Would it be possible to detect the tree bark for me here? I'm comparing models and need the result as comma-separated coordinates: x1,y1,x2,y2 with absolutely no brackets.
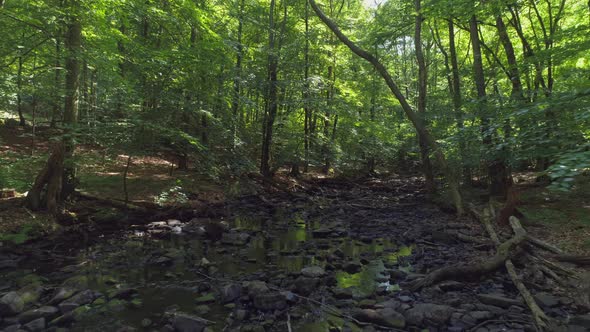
470,15,510,197
50,33,61,128
16,50,25,126
414,0,435,194
447,19,470,184
309,0,464,215
27,0,80,213
231,0,245,146
260,0,279,177
62,2,81,200
303,0,311,172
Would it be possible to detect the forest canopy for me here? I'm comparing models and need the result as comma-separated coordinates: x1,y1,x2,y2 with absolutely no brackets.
0,0,589,209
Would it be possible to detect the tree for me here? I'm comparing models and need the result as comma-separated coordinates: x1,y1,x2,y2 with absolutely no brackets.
309,0,464,215
26,0,81,213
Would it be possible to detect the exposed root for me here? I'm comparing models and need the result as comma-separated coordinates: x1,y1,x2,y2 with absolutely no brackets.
408,227,525,291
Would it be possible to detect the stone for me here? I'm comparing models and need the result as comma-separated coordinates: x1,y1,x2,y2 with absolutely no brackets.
0,292,25,316
252,292,287,311
398,295,412,303
150,256,174,266
570,314,590,327
23,317,45,332
404,303,453,326
312,228,333,238
111,287,138,300
195,293,215,304
359,299,376,308
294,276,319,296
332,287,353,299
352,308,405,329
378,299,402,310
167,219,182,226
171,313,208,332
48,312,75,327
244,281,269,297
61,276,89,289
48,288,77,305
463,311,494,324
533,292,560,308
281,291,297,304
58,290,94,313
141,318,152,327
221,232,250,246
343,261,362,274
221,284,242,303
389,269,408,280
18,306,60,324
195,305,210,315
476,294,522,309
17,284,43,305
57,302,80,314
235,309,248,321
0,259,18,270
439,281,464,291
2,324,22,332
301,266,326,278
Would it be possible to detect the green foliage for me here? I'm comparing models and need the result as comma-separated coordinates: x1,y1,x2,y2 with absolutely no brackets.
0,223,40,245
0,152,46,192
547,145,590,192
0,0,588,198
154,184,188,206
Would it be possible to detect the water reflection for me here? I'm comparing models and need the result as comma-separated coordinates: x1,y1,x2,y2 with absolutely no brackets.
51,211,413,330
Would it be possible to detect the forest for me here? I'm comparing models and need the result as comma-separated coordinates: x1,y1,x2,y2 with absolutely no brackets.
0,0,589,331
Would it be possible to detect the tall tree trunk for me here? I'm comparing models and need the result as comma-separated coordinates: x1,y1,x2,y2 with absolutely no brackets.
414,0,435,194
447,19,470,184
260,0,278,177
16,48,25,126
231,0,245,146
303,0,311,173
470,15,509,197
62,1,82,200
309,0,464,215
27,0,81,213
51,34,61,128
496,14,524,100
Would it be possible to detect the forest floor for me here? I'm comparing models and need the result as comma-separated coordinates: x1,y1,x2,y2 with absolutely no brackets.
1,124,590,331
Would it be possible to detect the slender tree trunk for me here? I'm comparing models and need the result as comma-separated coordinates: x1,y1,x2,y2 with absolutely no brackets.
51,35,61,128
447,19,470,184
123,156,132,205
16,51,25,126
323,61,333,174
62,1,82,200
231,0,244,146
309,0,464,214
496,15,524,100
303,0,311,173
470,15,509,197
414,0,435,194
27,0,80,213
260,0,279,177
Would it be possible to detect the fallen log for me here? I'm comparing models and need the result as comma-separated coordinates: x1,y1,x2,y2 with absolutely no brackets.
502,217,551,331
76,190,151,214
525,235,564,255
408,225,526,291
552,255,590,266
481,205,550,331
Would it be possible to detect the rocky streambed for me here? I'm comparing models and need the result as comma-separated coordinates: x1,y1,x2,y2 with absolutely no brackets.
1,176,588,331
